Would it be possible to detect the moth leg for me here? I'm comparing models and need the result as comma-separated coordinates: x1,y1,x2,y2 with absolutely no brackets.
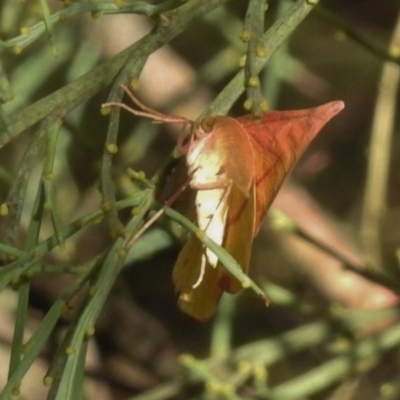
127,177,191,248
188,179,233,290
192,253,207,289
193,182,233,269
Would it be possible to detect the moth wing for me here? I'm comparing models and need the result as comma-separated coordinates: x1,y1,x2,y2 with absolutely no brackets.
192,116,255,196
235,101,344,235
172,236,222,321
251,141,286,235
216,182,256,293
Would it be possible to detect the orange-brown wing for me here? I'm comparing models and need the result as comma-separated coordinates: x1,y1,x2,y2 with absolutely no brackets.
236,101,344,235
217,182,256,293
172,235,223,321
172,184,256,319
190,116,255,196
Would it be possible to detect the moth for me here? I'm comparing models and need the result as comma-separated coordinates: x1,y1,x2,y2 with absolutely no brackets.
103,88,344,321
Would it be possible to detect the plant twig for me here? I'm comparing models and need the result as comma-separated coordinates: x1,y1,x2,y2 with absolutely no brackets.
360,10,400,269
316,6,400,66
204,0,319,116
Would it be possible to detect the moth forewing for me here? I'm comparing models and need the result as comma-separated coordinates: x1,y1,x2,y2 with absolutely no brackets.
194,186,230,268
217,182,256,293
172,235,223,321
187,124,233,268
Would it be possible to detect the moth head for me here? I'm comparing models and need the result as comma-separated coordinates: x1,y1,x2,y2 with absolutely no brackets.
186,116,217,160
200,116,216,132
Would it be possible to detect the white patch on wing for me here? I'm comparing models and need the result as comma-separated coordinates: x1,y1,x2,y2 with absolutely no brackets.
187,136,224,187
195,188,228,267
187,132,229,269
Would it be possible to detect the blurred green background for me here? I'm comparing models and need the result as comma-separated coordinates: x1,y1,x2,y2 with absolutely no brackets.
1,1,400,399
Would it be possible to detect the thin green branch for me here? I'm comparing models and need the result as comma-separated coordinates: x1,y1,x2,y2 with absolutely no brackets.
360,9,400,269
130,310,400,400
265,322,400,399
316,6,400,66
1,0,230,146
211,296,236,359
164,206,267,300
1,45,130,145
46,191,154,399
6,170,48,400
0,60,13,103
38,0,58,56
203,0,319,116
242,0,267,118
0,0,183,51
42,118,64,246
0,265,97,400
0,121,46,248
0,195,144,292
100,55,148,235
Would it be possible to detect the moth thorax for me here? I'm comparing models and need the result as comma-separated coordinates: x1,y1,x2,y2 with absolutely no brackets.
187,132,227,184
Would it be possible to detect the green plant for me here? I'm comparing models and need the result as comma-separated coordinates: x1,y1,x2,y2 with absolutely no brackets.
0,1,400,399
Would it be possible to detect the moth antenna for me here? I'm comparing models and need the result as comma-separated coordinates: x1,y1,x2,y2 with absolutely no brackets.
102,85,191,124
102,102,176,123
192,253,207,289
121,85,188,122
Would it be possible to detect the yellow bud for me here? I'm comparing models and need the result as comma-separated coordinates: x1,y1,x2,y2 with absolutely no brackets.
247,76,260,87
101,105,111,116
241,279,250,288
106,143,118,154
11,385,20,396
44,173,55,181
110,226,125,238
101,201,111,212
256,44,266,58
129,78,140,91
0,203,9,216
117,247,127,258
43,376,54,387
243,99,253,111
131,207,140,216
195,230,205,239
389,44,400,58
20,26,30,35
178,354,193,365
24,268,35,278
238,360,252,373
335,30,347,41
12,45,23,55
52,46,60,58
91,11,102,19
136,170,146,180
65,346,75,355
380,383,394,397
89,286,98,297
239,30,252,42
259,99,268,112
85,325,95,337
